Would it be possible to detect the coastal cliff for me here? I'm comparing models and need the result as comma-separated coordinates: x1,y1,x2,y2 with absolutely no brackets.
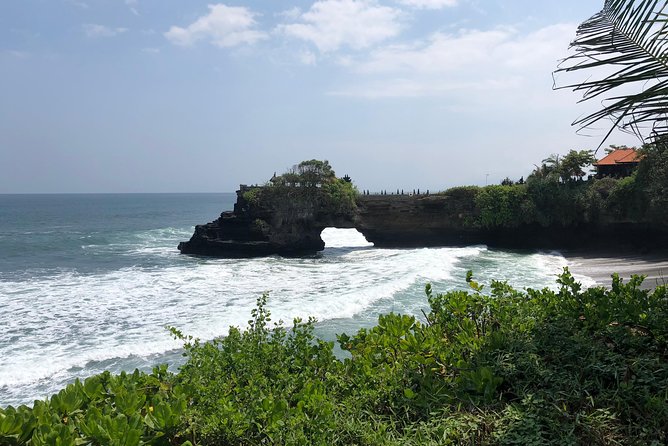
178,184,357,257
179,185,668,257
178,178,488,257
179,160,668,258
355,189,481,247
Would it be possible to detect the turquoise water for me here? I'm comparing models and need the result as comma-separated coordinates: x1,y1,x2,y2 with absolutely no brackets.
0,194,593,406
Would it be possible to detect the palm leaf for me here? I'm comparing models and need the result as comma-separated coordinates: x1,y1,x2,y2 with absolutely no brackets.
555,0,668,147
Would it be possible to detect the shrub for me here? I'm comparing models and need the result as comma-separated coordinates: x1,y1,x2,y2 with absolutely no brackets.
636,140,668,223
605,173,644,220
4,272,667,445
172,294,341,445
0,366,190,446
242,187,261,206
474,185,535,228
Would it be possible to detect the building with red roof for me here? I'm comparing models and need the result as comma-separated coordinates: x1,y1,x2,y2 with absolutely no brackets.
593,148,642,178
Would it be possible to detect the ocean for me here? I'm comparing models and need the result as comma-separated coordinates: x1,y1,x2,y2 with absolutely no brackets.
0,193,595,407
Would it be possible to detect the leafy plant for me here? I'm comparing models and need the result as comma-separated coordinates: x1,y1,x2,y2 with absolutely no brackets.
172,294,341,444
556,0,668,144
4,271,668,444
0,366,191,446
474,185,535,228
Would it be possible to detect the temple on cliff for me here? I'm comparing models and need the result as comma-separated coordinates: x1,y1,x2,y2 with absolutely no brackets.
593,148,641,178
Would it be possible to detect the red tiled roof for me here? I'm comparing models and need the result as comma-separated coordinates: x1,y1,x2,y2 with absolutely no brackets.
594,148,641,166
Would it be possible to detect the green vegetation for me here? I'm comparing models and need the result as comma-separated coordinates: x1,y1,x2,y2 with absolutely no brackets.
556,0,668,145
474,185,534,228
0,367,189,446
536,150,597,183
633,138,668,222
3,271,667,445
430,141,666,231
242,187,261,206
242,160,358,217
242,146,665,234
6,2,668,443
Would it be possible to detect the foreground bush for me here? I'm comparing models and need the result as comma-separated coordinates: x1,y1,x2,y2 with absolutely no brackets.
0,367,189,446
2,270,667,445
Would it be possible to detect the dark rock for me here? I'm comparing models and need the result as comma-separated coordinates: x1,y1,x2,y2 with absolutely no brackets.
178,185,356,258
178,185,668,258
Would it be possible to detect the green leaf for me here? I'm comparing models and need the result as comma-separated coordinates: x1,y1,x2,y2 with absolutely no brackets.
556,0,668,146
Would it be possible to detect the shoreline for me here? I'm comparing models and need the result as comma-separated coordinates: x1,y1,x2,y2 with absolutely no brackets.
563,249,668,290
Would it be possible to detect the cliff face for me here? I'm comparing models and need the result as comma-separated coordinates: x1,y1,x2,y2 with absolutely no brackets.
178,186,495,257
355,191,481,247
178,186,356,257
178,185,668,257
357,193,668,250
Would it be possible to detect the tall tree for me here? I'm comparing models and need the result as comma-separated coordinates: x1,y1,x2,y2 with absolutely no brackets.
560,149,597,181
555,0,668,146
294,160,336,187
542,154,561,173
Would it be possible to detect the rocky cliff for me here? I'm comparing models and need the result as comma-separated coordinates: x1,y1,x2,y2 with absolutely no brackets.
355,190,481,247
179,183,668,258
178,185,356,257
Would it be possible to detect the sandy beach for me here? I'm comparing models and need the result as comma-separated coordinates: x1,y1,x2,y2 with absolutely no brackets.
564,250,668,290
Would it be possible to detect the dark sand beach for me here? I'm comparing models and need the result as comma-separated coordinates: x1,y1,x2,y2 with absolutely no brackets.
564,250,668,290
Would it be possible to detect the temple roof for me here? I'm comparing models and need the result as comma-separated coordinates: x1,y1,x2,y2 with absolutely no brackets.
594,148,641,166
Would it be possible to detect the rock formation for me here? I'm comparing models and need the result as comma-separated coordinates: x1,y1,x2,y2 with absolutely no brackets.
179,158,668,257
178,185,357,257
179,185,495,257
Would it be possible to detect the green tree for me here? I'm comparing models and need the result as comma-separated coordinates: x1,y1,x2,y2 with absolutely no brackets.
294,160,336,187
475,185,535,228
636,136,668,220
533,150,595,182
556,0,668,145
500,177,514,186
559,149,596,182
270,160,338,188
541,154,561,175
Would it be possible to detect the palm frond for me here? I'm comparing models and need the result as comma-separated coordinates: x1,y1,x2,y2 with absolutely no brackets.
555,0,668,147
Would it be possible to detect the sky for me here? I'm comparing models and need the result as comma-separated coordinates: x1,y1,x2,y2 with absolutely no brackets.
0,0,642,193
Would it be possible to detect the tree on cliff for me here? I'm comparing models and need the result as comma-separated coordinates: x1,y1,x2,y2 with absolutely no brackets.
556,0,668,146
636,136,668,220
540,154,561,179
532,150,595,182
560,149,596,181
270,160,336,187
257,160,357,214
294,160,336,187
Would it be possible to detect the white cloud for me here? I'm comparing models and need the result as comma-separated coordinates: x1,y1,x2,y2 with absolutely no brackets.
299,50,317,65
332,23,577,98
125,0,139,15
395,0,458,9
67,0,89,9
278,0,403,53
165,4,267,48
7,50,30,59
82,24,128,38
277,7,302,20
330,77,521,98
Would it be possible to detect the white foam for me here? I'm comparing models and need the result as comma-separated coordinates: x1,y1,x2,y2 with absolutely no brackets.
0,244,465,395
321,228,373,248
0,228,597,406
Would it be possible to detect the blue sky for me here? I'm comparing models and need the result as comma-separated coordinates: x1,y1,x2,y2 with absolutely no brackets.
0,0,640,193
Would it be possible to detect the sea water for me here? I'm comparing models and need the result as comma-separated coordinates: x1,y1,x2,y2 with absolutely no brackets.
0,193,594,407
